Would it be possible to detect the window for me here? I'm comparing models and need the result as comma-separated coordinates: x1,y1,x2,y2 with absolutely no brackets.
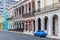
44,17,48,30
32,1,35,13
19,7,21,15
0,8,3,9
26,4,27,13
38,1,40,9
22,6,24,14
29,3,31,12
14,9,16,17
0,11,3,12
16,8,18,16
32,1,35,10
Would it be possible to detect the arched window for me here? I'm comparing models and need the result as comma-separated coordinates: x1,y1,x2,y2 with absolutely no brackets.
44,17,48,30
38,18,41,30
53,15,58,35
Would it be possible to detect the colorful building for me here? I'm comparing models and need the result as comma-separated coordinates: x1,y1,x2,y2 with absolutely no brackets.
0,15,4,30
3,12,8,31
8,0,60,38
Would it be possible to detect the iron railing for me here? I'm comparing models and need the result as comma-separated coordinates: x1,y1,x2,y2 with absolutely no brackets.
22,10,36,18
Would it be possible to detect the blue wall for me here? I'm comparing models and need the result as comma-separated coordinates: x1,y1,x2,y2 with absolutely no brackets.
4,12,8,31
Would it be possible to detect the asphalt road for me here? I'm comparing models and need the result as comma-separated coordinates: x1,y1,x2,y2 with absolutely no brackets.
0,31,59,40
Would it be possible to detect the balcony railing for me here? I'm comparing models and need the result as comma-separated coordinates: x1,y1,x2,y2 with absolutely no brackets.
35,2,60,15
22,10,36,18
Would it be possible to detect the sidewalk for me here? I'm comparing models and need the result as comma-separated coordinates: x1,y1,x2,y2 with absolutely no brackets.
47,35,60,39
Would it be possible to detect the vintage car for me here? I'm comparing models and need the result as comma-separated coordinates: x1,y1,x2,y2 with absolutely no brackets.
34,30,47,37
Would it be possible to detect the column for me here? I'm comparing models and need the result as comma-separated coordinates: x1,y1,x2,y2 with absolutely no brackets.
14,22,16,30
12,22,13,30
27,21,29,32
24,22,26,32
17,21,19,31
24,5,26,14
27,3,29,13
31,20,34,32
8,23,9,30
48,17,53,36
41,18,44,30
21,7,22,17
15,21,17,31
58,17,60,37
16,21,17,31
35,18,38,32
18,8,19,16
19,21,20,31
35,0,38,10
13,22,14,30
40,0,44,11
21,21,23,31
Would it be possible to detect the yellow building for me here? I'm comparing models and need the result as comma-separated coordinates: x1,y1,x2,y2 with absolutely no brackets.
0,15,4,30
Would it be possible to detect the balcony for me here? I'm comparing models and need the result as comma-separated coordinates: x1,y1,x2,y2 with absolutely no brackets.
35,2,60,15
8,2,60,20
13,15,22,20
22,2,60,18
22,10,36,18
7,16,13,22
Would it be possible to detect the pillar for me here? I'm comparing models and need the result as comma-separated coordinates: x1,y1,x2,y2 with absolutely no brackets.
58,17,60,37
18,8,19,16
35,18,38,32
35,0,38,11
13,22,15,30
14,22,16,30
41,18,44,30
27,21,29,32
27,3,29,13
24,22,26,32
31,20,34,32
48,17,52,36
21,7,22,17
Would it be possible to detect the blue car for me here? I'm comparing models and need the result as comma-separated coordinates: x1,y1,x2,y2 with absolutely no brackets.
34,30,47,37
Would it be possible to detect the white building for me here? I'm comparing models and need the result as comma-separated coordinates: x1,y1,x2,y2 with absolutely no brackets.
8,0,60,38
0,0,18,15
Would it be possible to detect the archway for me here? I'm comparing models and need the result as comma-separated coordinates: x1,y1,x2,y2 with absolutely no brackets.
38,18,41,30
44,16,48,30
53,15,58,36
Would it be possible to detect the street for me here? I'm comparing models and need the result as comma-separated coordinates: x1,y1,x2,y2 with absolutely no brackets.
0,31,59,40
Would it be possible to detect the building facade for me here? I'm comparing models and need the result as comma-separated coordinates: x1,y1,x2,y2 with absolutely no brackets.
8,0,60,38
0,0,18,15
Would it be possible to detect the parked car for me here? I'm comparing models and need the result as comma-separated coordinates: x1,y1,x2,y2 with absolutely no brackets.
34,30,47,37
